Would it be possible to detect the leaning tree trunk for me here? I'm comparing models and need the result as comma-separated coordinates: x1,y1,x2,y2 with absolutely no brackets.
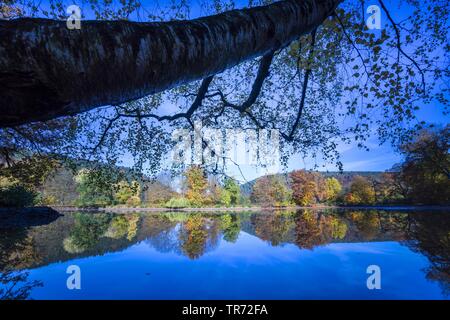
0,0,341,127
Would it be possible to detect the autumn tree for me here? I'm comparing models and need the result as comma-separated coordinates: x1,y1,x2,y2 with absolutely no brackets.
251,175,291,206
344,175,376,205
184,166,208,207
290,170,321,206
324,177,342,203
370,172,405,204
250,176,272,205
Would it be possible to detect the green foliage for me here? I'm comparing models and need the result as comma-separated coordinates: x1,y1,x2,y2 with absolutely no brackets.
103,214,140,241
104,216,129,239
165,197,190,208
219,189,232,207
74,168,114,207
0,155,59,189
0,180,36,207
398,126,450,205
271,177,292,206
223,178,241,205
220,214,241,243
114,180,141,206
63,213,111,253
34,194,57,206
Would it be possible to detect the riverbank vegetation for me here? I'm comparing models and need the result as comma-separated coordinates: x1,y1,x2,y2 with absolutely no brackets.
0,127,448,209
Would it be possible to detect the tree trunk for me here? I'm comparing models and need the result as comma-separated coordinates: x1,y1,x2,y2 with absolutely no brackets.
0,0,341,127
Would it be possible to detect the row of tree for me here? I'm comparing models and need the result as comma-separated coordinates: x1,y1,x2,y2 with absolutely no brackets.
250,127,449,206
0,127,448,207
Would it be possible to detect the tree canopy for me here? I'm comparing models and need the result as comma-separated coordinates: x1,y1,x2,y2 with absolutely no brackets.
0,0,448,181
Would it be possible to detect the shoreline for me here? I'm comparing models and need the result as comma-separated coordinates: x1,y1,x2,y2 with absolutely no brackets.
0,205,449,215
43,204,450,213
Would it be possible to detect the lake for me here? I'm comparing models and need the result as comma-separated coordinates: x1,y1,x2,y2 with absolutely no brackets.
0,209,448,300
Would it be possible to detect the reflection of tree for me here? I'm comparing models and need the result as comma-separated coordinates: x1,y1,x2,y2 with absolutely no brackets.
251,212,294,246
346,211,381,241
0,226,43,300
294,210,327,249
142,215,179,253
179,214,208,259
329,216,347,240
104,215,129,239
0,270,42,300
63,213,111,253
293,210,349,249
220,214,241,243
144,213,235,257
126,214,140,241
1,210,448,298
404,212,450,296
0,228,40,271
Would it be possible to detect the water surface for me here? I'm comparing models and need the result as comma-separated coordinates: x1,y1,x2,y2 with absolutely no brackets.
0,209,448,299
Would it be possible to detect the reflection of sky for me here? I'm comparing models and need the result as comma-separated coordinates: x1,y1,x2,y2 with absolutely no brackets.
24,231,446,299
28,1,449,179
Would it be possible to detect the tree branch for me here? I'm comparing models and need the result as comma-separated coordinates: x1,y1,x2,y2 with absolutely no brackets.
0,0,343,127
217,52,275,113
92,76,215,153
378,0,426,93
289,29,316,140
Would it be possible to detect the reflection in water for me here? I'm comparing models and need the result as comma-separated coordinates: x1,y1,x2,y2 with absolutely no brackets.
0,221,44,300
0,209,448,299
403,213,450,295
0,271,42,300
63,213,141,254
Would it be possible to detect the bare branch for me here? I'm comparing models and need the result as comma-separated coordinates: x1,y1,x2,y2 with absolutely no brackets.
119,76,214,122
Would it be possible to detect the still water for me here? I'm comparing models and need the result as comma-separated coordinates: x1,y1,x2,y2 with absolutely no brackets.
0,209,448,300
